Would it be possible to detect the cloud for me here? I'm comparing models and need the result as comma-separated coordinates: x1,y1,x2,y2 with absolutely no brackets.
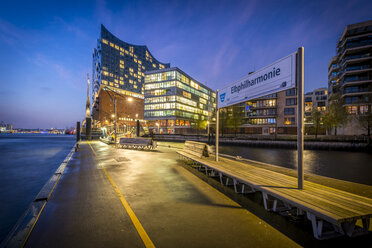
30,52,86,91
40,86,52,93
52,16,90,40
0,19,24,45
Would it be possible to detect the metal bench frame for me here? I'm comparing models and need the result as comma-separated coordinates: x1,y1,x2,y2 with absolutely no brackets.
177,141,372,240
118,138,156,150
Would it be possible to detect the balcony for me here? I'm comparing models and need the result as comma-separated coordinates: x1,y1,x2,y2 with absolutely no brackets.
340,54,372,66
338,44,372,60
339,67,372,79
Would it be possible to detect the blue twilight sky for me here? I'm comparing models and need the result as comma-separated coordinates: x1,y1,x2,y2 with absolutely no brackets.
0,0,371,129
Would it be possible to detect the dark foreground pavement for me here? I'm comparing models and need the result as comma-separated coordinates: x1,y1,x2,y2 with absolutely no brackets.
24,141,300,248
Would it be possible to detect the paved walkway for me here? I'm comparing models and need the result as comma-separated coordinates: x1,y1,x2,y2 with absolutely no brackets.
25,141,300,248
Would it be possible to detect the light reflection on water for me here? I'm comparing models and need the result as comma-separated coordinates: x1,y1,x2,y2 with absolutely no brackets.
219,145,372,186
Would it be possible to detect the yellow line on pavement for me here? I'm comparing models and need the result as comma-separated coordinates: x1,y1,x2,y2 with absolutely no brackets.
88,141,155,248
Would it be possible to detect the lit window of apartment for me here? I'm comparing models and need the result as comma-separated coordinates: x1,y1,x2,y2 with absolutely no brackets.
360,105,369,114
284,117,295,125
346,106,358,114
102,39,108,44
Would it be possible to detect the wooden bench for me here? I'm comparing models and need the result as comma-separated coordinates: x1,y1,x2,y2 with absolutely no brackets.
177,141,209,159
118,138,156,150
177,143,372,240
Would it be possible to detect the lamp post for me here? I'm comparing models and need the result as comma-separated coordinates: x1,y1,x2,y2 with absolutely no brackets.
103,86,136,143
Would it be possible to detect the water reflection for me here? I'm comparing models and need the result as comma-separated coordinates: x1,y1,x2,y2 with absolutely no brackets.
219,146,372,186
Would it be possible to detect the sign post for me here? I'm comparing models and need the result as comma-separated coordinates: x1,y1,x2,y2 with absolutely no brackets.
215,50,304,187
215,90,219,162
297,47,304,189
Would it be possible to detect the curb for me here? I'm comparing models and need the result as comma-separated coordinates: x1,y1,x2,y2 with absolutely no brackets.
0,143,77,248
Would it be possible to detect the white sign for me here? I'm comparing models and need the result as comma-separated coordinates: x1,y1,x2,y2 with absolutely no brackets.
218,52,296,109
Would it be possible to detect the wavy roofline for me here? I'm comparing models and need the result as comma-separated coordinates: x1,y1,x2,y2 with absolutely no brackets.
101,24,170,66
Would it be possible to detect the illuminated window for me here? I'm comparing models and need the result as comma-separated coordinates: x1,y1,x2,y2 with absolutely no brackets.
115,45,119,50
360,105,369,114
120,47,124,52
109,73,113,77
153,64,157,68
199,98,207,104
129,68,134,72
125,50,129,54
120,77,123,80
101,39,108,44
129,79,133,84
102,80,108,85
103,71,109,76
120,52,124,56
346,106,358,114
284,117,295,125
129,46,134,53
110,42,115,48
134,58,138,63
138,60,142,64
120,64,124,69
119,80,124,85
114,79,118,84
183,91,191,99
125,74,128,78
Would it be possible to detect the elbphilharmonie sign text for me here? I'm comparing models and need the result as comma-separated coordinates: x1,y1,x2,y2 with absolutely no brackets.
218,52,296,108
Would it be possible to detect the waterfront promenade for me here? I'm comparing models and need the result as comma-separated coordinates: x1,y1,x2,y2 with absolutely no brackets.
23,141,299,247
17,141,372,247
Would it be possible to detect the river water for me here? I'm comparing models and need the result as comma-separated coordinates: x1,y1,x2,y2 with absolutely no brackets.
219,145,372,186
0,134,75,243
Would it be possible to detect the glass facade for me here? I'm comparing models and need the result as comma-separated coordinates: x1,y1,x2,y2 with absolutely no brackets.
144,68,216,134
92,25,170,103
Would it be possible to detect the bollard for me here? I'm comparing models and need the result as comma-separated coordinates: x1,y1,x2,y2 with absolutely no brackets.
76,121,80,142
